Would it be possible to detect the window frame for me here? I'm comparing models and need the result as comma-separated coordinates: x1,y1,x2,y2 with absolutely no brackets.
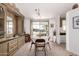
6,16,13,35
30,20,49,37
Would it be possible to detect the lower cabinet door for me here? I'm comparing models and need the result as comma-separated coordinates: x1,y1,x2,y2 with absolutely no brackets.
2,42,8,56
8,39,17,55
17,36,25,48
0,44,3,56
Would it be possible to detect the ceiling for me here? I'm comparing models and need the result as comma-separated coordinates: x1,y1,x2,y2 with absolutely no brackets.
15,3,75,19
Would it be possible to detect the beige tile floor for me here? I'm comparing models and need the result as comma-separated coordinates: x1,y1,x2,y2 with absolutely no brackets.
13,42,77,56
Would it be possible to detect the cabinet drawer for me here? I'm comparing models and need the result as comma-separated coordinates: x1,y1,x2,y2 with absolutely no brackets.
8,39,17,53
9,43,17,52
8,39,17,55
2,42,8,56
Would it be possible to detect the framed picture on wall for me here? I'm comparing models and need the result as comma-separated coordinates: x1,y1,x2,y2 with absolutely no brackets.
73,16,79,29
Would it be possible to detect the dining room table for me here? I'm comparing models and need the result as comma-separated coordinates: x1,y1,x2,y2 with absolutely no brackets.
30,36,50,56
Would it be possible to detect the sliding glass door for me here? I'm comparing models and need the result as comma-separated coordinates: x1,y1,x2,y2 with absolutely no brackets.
31,21,49,38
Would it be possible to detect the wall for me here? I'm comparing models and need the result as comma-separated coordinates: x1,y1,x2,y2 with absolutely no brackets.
55,16,60,44
24,18,30,34
24,16,60,44
66,8,79,55
24,17,55,39
49,16,60,44
24,18,55,40
49,18,55,41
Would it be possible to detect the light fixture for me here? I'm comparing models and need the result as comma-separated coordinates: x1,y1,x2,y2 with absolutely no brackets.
35,8,41,17
33,8,48,19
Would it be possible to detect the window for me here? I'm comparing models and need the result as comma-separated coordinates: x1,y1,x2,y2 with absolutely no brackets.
7,16,13,34
31,21,49,37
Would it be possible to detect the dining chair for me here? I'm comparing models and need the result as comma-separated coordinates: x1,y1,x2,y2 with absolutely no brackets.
35,39,46,56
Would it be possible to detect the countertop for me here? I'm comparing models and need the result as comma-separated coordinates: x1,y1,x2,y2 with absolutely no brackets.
0,36,19,44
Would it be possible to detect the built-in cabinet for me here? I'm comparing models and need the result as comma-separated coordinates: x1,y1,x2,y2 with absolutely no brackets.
17,36,25,49
60,17,66,44
0,3,25,56
0,36,25,56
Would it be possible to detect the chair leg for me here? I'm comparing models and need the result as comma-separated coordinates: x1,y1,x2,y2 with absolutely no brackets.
44,46,46,56
35,46,37,56
48,43,51,50
30,43,32,51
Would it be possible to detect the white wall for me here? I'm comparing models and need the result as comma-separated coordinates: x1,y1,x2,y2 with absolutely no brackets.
55,16,60,44
49,16,60,44
24,16,60,44
24,18,30,34
49,18,55,41
24,17,55,39
66,8,79,55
